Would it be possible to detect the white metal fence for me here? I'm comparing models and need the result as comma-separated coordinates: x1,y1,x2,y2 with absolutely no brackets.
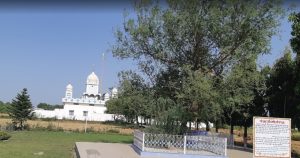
133,130,227,156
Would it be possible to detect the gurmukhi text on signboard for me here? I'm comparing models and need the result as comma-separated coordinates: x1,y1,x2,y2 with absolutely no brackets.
253,117,291,158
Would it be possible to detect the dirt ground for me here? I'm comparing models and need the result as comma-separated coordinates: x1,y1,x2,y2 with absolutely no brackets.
0,118,134,135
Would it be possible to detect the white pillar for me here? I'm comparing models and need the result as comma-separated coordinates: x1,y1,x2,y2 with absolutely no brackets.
224,137,227,156
142,133,145,151
184,135,187,154
84,117,87,133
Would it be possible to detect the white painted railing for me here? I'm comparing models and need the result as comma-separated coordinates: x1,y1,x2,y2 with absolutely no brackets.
144,133,185,154
185,135,227,155
133,130,144,151
133,130,227,156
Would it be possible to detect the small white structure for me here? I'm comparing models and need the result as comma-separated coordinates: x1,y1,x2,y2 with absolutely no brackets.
34,72,118,121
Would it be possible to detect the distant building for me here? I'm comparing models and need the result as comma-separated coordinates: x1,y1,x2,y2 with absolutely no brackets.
34,72,118,121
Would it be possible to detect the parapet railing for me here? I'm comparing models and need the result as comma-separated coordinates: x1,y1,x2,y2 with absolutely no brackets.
133,130,227,156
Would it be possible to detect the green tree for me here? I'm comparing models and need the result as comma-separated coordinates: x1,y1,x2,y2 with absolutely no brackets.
37,103,63,110
112,0,284,134
106,71,149,126
222,57,266,147
289,12,300,66
289,12,300,128
8,88,33,130
0,101,10,113
265,48,300,127
177,70,220,132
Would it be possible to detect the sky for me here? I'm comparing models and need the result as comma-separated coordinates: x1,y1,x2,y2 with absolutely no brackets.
0,1,299,106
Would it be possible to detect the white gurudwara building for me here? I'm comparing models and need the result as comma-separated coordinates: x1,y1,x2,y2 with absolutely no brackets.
34,72,118,121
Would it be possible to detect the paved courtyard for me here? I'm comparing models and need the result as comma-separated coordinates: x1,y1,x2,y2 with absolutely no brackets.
75,142,252,158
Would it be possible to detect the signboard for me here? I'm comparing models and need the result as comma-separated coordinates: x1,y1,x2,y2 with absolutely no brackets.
253,117,291,158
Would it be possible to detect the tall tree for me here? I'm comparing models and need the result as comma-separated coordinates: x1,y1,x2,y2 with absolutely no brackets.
8,88,33,130
289,12,300,127
112,0,283,134
36,103,63,110
0,101,10,113
113,0,283,76
222,57,266,147
106,71,149,126
177,70,220,132
289,12,300,66
266,48,300,127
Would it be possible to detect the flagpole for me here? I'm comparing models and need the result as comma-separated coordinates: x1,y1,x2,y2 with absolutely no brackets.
100,52,105,95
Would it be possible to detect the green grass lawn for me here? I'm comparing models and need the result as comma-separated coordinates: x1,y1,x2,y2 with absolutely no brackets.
0,131,133,158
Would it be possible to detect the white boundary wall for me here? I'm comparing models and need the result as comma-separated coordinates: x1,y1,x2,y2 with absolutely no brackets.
34,104,118,121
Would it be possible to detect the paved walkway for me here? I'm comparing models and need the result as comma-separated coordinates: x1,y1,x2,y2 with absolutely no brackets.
75,142,252,158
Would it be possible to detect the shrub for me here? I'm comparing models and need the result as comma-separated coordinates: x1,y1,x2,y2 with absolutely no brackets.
85,127,96,133
56,127,64,132
74,128,80,133
292,133,300,141
107,129,120,134
41,117,57,122
0,131,11,140
4,123,15,131
29,123,46,131
46,123,55,131
292,149,300,158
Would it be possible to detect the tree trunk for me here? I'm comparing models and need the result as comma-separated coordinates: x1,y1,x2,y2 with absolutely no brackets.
20,121,23,130
229,118,234,147
205,121,210,131
215,119,219,133
180,120,188,135
243,123,248,149
196,119,199,130
189,121,192,131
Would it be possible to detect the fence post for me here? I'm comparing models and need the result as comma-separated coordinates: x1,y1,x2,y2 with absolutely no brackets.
183,135,187,154
142,132,145,151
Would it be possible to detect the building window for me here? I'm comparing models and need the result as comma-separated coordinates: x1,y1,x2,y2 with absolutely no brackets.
83,111,88,117
89,104,94,106
69,110,74,116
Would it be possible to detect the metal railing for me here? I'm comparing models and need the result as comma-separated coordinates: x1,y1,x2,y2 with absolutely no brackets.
133,130,227,156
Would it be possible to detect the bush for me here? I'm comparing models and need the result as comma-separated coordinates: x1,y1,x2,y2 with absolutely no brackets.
56,127,64,132
85,127,95,133
3,123,15,131
0,131,11,140
292,149,300,158
107,129,120,134
40,117,57,122
292,133,300,141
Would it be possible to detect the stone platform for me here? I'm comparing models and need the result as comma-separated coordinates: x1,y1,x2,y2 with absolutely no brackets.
75,142,252,158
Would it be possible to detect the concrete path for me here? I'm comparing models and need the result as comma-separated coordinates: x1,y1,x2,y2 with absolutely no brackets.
75,142,141,158
75,142,253,158
227,148,252,158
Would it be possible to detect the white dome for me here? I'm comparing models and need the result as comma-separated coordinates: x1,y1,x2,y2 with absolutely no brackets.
87,72,99,85
112,87,118,93
66,84,73,89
